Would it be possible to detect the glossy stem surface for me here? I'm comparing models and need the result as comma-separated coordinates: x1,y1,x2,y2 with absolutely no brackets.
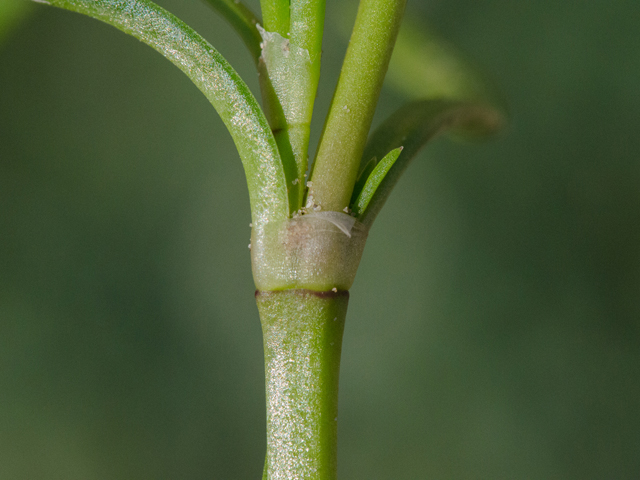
257,0,326,212
308,0,407,212
256,289,349,480
260,0,290,37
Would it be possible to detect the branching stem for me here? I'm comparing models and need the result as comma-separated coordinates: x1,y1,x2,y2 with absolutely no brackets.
308,0,407,212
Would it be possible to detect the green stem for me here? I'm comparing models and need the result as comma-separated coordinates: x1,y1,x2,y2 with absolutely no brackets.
260,0,290,37
308,0,407,212
290,0,325,93
290,0,325,57
256,289,349,480
257,1,326,213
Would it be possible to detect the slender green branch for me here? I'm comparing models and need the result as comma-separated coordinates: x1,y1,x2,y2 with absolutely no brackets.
308,0,407,212
258,0,327,213
38,0,289,226
290,0,325,72
201,0,263,64
256,289,349,480
257,24,313,213
260,0,290,38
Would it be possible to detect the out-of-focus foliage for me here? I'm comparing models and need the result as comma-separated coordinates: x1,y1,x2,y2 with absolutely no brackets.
387,18,500,105
0,0,32,45
1,0,639,479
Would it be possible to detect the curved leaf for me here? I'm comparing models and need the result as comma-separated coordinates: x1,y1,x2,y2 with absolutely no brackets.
350,155,376,205
201,0,262,64
37,0,289,226
354,99,505,226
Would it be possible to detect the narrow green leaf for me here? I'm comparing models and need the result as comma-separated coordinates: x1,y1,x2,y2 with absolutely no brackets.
36,0,289,226
355,99,505,226
201,0,262,64
351,155,377,203
351,147,402,217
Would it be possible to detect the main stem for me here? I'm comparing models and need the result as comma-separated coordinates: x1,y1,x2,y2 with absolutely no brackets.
256,289,349,480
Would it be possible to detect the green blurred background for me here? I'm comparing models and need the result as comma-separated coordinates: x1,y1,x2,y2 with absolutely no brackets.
1,0,639,478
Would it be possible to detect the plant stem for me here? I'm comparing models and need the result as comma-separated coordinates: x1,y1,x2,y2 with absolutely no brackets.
290,0,325,88
308,0,407,212
258,1,327,213
260,0,290,37
256,289,349,480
